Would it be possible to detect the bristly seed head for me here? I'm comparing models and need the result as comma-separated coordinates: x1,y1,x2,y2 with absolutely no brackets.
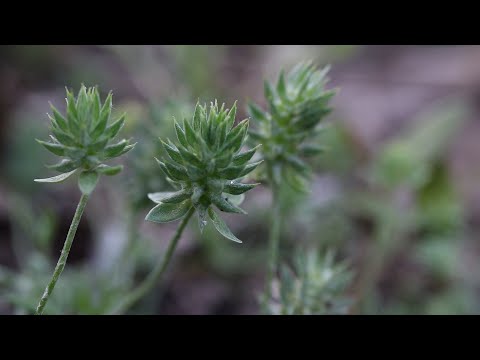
146,100,261,243
34,85,136,194
248,61,336,193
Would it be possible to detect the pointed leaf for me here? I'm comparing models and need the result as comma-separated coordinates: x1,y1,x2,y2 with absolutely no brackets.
50,104,68,132
232,145,261,166
104,114,125,140
36,139,68,156
95,164,123,176
161,140,183,163
47,159,79,173
92,96,113,139
208,208,242,243
103,140,127,158
34,169,77,183
247,102,268,123
78,171,99,195
210,194,247,214
148,189,191,204
174,120,189,148
277,70,288,102
224,193,245,206
145,199,192,223
224,181,259,195
238,160,263,177
226,101,237,131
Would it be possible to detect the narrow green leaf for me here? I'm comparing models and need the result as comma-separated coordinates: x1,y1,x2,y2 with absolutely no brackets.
51,127,77,147
36,139,67,156
247,102,268,123
224,193,245,206
217,165,243,180
193,102,202,131
225,101,237,131
65,91,81,137
148,189,191,204
224,181,259,195
47,159,79,173
34,169,77,183
92,95,114,139
49,104,68,132
92,88,101,122
183,118,198,147
208,208,242,243
277,70,288,102
174,120,189,148
104,114,125,140
90,137,109,152
103,140,127,158
232,144,261,166
114,143,136,157
95,164,123,176
215,149,234,169
177,145,203,167
210,194,247,214
164,162,189,181
238,160,263,177
145,199,192,223
78,171,99,195
161,140,183,163
222,119,248,152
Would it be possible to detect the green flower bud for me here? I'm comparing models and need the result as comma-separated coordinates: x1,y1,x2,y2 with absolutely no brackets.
34,85,136,194
146,100,261,243
248,62,337,192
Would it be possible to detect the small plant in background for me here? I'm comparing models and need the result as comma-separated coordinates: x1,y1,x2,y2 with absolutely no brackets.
266,250,353,315
247,61,338,311
109,100,261,314
33,85,135,314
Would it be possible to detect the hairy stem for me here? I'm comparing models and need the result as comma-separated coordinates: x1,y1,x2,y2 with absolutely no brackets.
263,171,282,313
35,193,90,315
108,207,195,314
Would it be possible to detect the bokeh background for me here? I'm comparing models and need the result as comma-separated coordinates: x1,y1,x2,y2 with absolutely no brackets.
1,45,480,314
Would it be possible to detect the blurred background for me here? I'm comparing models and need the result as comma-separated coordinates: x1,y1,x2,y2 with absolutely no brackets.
1,45,480,314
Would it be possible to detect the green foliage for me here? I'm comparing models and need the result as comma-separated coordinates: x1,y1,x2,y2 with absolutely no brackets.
266,250,353,315
34,85,135,193
145,100,261,243
372,99,467,189
248,61,336,192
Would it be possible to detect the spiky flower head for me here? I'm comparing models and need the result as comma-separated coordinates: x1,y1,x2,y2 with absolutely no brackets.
145,100,262,243
34,85,135,194
266,250,353,315
248,61,336,192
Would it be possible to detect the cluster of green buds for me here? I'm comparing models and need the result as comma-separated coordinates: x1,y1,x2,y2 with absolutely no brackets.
145,100,262,243
248,61,336,192
267,250,353,315
34,85,136,194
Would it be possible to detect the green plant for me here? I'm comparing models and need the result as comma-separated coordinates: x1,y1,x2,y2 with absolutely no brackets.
266,250,353,315
109,100,261,314
33,85,135,314
247,61,336,310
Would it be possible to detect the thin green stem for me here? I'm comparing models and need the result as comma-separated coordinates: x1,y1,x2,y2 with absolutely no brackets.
108,207,195,315
263,170,282,313
35,193,90,315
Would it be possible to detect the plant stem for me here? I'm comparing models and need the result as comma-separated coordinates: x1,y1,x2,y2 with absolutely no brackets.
263,172,282,312
108,207,195,315
35,193,90,315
